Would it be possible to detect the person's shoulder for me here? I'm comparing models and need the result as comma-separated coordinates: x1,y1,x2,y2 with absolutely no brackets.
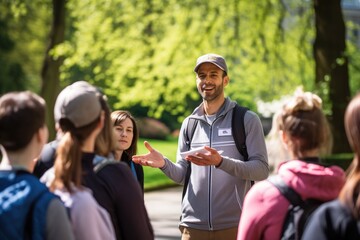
307,198,358,236
94,158,132,177
38,140,58,162
71,189,98,209
230,102,257,118
308,199,356,227
316,199,349,216
239,108,261,127
40,167,55,186
239,107,259,119
15,170,49,188
247,179,277,199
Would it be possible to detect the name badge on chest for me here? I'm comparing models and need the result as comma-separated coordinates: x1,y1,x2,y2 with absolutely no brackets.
218,128,232,136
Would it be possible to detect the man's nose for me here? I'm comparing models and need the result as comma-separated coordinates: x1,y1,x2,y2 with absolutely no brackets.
204,75,212,83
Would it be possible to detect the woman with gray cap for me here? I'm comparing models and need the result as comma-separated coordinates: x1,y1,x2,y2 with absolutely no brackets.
42,81,115,240
45,81,153,240
33,83,116,178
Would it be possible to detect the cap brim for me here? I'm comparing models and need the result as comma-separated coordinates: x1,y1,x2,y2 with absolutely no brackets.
194,61,225,73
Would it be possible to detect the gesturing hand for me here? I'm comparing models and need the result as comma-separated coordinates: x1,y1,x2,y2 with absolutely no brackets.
185,146,223,167
132,141,166,168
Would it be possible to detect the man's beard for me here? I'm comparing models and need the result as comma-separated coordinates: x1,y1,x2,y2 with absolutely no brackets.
199,84,223,102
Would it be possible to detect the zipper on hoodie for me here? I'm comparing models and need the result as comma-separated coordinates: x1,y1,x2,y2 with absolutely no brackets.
208,123,213,230
206,112,228,230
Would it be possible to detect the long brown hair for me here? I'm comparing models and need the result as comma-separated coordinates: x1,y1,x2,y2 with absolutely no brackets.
51,117,100,193
94,93,116,156
339,93,360,219
110,110,139,158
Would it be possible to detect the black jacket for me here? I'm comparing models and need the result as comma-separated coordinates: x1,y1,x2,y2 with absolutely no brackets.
82,153,153,240
302,199,360,240
120,153,144,192
33,140,59,178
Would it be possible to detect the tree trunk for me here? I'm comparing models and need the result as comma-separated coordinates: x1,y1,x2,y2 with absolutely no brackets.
313,0,351,153
40,0,66,140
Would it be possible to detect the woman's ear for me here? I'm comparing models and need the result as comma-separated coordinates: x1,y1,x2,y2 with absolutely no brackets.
36,125,49,145
280,130,289,148
98,110,105,129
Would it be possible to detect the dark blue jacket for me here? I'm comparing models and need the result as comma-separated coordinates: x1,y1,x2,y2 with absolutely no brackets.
0,170,57,240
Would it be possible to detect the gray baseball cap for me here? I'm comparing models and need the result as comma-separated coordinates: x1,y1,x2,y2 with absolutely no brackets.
194,53,228,73
54,81,101,128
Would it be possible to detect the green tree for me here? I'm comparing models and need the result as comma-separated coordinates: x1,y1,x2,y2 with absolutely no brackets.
60,1,315,123
313,0,351,153
40,0,66,140
0,18,26,93
2,0,358,150
0,0,50,93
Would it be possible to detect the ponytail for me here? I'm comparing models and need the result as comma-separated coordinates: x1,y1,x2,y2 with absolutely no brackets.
50,116,100,192
51,132,82,193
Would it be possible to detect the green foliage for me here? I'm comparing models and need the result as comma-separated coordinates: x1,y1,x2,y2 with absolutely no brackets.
0,0,51,93
2,0,359,126
346,21,360,96
57,0,320,123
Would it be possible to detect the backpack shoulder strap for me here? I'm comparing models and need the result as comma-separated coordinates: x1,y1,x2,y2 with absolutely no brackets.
93,156,118,173
268,175,304,206
184,118,198,151
182,118,198,202
33,140,59,178
232,104,249,161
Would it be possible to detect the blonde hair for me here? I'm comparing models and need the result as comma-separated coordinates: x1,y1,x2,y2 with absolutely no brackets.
279,88,332,157
266,111,290,172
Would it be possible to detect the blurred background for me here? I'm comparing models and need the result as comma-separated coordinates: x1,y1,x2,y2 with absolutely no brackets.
1,0,359,160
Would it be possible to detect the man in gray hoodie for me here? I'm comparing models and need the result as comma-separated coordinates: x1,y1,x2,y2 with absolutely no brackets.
133,53,269,240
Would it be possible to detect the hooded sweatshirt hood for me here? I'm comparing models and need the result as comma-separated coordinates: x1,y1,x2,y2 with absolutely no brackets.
278,160,346,201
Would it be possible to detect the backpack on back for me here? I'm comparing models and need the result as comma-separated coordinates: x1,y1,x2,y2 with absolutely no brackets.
268,175,325,240
182,104,249,200
0,170,56,240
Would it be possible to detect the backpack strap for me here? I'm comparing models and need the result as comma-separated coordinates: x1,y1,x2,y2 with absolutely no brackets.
182,118,198,201
93,156,119,173
268,175,304,207
232,105,254,186
232,105,249,161
33,140,59,178
184,118,198,151
268,175,324,240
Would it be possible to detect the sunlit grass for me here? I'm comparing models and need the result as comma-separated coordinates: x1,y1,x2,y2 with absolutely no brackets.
137,137,180,191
